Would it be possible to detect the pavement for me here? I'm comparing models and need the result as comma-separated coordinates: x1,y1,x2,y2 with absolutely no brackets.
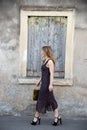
0,116,87,130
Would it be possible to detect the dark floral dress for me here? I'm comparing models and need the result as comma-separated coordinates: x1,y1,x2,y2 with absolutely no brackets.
36,59,58,113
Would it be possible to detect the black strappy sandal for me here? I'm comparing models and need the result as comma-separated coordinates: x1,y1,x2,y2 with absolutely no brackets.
31,116,41,125
52,116,62,126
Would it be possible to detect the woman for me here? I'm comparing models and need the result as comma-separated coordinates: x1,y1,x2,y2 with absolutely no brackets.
31,46,62,126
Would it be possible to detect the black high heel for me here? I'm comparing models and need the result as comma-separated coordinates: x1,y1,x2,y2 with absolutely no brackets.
31,116,41,125
52,116,62,126
58,116,62,125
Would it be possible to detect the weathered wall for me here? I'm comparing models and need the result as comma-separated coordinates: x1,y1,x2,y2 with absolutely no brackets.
0,0,87,117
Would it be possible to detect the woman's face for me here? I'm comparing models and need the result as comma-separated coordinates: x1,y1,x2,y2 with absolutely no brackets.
41,49,47,57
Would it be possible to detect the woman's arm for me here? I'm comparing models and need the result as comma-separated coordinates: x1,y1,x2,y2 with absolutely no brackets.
36,77,41,87
48,60,54,91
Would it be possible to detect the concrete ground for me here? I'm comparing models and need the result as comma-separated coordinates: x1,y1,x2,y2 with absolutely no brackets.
0,116,87,130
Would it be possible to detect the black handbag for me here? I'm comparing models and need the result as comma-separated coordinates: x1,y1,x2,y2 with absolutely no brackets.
33,88,40,101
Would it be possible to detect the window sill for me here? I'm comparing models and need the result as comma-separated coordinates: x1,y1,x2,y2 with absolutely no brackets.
18,77,73,86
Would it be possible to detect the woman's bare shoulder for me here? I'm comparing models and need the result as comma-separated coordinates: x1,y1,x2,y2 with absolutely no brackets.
48,59,54,65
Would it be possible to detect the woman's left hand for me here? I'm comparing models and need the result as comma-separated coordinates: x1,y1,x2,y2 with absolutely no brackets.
49,85,53,92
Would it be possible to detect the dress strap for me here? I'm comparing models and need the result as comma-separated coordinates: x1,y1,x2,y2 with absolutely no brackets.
44,59,50,65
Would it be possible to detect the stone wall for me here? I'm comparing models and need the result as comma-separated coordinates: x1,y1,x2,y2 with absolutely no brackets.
0,0,87,117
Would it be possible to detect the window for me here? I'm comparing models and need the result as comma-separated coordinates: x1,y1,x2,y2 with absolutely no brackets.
27,16,67,78
19,8,75,85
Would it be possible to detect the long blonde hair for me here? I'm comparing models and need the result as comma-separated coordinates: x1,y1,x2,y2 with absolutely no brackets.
42,46,56,65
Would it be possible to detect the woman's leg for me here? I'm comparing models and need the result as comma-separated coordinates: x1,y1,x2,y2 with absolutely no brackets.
54,108,59,117
54,108,59,122
52,108,62,125
33,111,40,122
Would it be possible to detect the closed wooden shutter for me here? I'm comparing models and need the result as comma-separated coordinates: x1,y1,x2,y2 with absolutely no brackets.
27,16,67,78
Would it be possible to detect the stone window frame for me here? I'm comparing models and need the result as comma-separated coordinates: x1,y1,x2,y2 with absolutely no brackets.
18,7,75,86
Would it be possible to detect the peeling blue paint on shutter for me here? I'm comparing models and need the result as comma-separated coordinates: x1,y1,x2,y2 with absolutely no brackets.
27,16,67,78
